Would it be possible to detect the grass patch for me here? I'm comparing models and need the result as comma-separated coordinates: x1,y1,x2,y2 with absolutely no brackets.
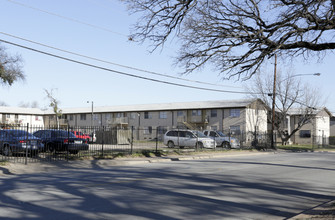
0,160,8,166
276,144,335,152
276,145,314,151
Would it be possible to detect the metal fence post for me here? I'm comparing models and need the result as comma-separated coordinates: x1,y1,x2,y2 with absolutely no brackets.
67,127,69,162
131,126,134,155
102,126,104,157
155,129,158,153
25,123,29,165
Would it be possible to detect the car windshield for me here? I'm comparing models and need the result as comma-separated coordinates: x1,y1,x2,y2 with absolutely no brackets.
51,130,77,138
217,131,227,137
7,130,35,138
194,131,207,138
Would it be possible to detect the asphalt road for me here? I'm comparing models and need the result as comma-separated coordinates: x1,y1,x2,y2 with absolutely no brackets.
0,152,334,219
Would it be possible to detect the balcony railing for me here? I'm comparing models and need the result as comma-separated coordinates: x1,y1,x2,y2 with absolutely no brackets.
108,117,129,125
177,116,186,123
190,116,203,123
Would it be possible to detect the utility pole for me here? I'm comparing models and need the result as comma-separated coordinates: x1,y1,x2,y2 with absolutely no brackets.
271,54,277,149
87,101,94,127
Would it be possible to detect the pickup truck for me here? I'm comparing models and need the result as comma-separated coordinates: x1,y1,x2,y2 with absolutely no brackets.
203,130,240,149
71,131,91,142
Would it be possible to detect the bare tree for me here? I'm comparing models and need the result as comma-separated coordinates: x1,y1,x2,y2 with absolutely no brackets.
122,0,335,79
0,45,24,85
247,70,323,144
44,88,62,128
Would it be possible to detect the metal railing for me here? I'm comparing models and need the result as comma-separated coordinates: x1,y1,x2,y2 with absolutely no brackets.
0,125,333,164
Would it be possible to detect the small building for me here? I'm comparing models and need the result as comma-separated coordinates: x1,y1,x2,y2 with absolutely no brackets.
286,108,331,145
0,106,45,128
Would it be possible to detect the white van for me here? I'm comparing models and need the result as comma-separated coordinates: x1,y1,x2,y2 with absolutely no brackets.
163,129,216,149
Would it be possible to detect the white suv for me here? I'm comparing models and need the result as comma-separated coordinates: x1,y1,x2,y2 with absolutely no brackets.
163,129,216,149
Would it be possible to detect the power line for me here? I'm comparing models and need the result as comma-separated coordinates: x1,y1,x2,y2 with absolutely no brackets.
0,38,257,95
6,0,127,37
0,31,242,89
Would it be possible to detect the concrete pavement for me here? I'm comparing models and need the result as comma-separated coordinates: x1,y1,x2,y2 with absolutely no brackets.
1,150,273,175
1,150,334,219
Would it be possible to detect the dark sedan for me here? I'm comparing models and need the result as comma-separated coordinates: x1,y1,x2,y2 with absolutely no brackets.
0,129,44,156
33,129,89,154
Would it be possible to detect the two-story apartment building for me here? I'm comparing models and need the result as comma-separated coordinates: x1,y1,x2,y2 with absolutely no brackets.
0,106,44,128
44,99,268,141
1,99,331,146
286,108,331,145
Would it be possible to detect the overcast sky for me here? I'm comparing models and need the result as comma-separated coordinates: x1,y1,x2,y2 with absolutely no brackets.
0,0,333,113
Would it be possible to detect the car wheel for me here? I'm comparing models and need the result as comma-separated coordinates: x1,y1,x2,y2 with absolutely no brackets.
167,141,175,148
47,144,55,152
222,142,231,149
196,142,204,149
3,146,12,156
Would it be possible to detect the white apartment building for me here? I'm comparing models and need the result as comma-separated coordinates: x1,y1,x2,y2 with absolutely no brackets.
0,106,44,127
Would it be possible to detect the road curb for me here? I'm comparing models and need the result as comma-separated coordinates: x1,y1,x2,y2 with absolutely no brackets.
1,151,274,174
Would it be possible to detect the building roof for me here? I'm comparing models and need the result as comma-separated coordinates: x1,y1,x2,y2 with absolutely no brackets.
287,107,332,117
0,106,45,115
0,99,261,115
58,99,260,114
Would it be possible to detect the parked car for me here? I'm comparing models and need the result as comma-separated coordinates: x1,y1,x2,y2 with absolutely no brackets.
163,129,216,149
0,129,44,156
203,130,240,149
71,131,91,142
33,129,89,154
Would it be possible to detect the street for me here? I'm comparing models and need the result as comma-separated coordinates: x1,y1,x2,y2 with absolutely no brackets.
0,152,334,219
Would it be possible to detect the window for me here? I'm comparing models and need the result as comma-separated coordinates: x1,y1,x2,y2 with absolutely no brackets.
105,114,111,121
230,109,240,117
192,110,202,116
93,114,99,121
159,111,167,119
130,113,137,119
166,130,178,136
116,113,124,118
300,130,311,138
209,131,219,137
143,126,152,134
69,115,74,121
144,112,152,119
80,114,87,120
177,111,184,116
230,125,241,134
210,110,217,118
6,114,10,118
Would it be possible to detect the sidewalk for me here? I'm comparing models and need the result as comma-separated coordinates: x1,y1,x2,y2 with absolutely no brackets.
1,150,272,175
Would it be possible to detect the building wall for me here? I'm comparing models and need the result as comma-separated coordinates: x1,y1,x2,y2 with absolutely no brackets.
330,117,335,136
42,100,271,140
289,109,330,145
0,113,44,127
222,108,246,133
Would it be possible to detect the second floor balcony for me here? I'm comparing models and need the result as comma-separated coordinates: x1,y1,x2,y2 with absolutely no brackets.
108,117,129,125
